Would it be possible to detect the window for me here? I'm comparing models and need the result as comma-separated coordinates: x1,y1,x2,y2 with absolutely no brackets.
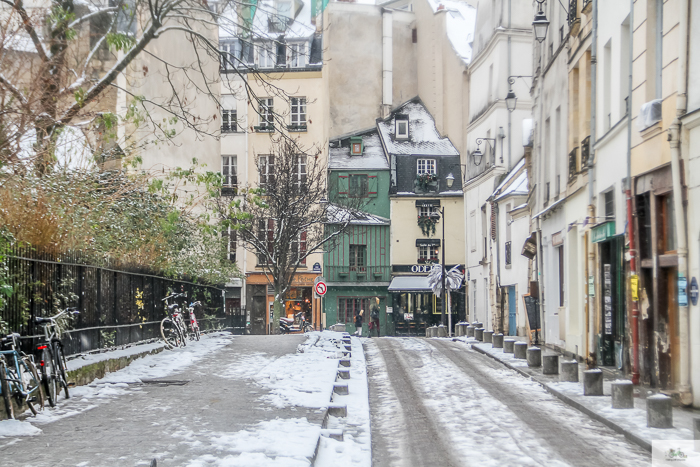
257,43,275,68
349,174,368,198
604,190,614,220
293,155,307,187
350,136,363,155
469,210,476,252
417,159,436,175
222,109,237,132
222,155,237,187
220,41,241,70
418,244,439,263
291,97,306,127
258,155,275,187
257,219,275,265
558,246,565,307
223,224,237,262
292,231,307,265
339,298,370,323
418,205,438,218
396,119,409,139
289,43,306,68
349,245,366,272
258,98,274,129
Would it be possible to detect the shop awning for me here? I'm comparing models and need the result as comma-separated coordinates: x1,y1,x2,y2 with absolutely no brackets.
388,276,432,292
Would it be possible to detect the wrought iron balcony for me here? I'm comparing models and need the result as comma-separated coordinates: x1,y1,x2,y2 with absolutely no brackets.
568,0,581,36
568,147,579,180
580,135,591,169
581,0,592,14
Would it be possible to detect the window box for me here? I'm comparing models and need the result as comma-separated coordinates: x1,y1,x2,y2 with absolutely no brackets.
254,125,275,133
221,186,238,196
288,124,307,132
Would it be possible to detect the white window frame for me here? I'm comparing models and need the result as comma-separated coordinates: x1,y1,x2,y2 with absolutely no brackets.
222,155,237,187
396,119,409,139
289,43,307,68
258,98,274,128
257,42,275,68
222,109,237,132
418,205,438,218
293,155,307,187
224,224,237,262
417,159,436,175
258,155,275,186
291,97,306,126
418,245,439,263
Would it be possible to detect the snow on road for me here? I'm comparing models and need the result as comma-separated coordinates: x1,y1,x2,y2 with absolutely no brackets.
367,337,651,467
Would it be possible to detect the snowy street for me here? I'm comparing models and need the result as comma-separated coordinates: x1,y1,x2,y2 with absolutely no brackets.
366,337,652,467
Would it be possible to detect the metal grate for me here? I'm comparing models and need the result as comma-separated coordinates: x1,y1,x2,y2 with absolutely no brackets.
568,147,579,180
580,135,590,169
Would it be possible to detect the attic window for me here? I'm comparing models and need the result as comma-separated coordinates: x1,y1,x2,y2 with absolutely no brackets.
350,136,363,156
395,116,409,140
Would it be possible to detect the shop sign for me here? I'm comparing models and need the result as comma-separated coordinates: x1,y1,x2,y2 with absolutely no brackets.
591,222,616,243
404,313,413,320
691,277,699,307
312,262,322,273
393,265,456,274
386,306,393,314
603,265,612,335
679,275,688,307
630,275,639,302
588,276,595,297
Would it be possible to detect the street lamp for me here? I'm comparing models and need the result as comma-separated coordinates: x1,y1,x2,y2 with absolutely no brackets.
473,137,497,167
533,0,550,43
430,207,447,329
505,76,533,113
445,173,455,188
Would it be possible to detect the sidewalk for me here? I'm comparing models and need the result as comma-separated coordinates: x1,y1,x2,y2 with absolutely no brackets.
453,334,699,452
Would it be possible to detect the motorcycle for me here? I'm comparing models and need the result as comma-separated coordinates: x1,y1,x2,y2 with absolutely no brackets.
279,312,312,334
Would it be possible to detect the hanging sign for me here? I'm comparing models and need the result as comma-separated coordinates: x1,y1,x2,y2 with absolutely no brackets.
679,275,688,307
604,265,613,335
690,277,699,307
630,275,639,302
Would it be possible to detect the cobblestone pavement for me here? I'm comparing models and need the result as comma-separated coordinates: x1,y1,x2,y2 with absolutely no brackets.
366,337,651,467
0,335,314,466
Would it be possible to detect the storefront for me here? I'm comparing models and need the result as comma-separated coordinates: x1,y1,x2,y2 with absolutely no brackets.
388,266,465,335
245,272,321,334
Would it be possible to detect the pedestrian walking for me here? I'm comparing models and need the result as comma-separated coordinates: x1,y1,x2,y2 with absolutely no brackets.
355,308,364,336
368,297,381,338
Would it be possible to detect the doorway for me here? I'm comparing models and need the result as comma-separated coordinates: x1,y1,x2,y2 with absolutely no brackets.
508,286,516,335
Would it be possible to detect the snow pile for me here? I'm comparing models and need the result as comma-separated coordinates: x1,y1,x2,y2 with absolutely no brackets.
0,420,42,437
66,342,165,372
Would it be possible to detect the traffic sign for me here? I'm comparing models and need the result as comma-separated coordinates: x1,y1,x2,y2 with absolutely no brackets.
315,281,327,296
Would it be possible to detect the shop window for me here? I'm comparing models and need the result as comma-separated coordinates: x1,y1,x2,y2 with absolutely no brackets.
349,245,366,272
339,297,370,324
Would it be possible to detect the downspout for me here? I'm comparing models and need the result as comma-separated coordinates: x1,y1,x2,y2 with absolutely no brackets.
382,9,393,118
669,0,691,405
507,0,512,169
494,200,502,333
626,0,639,384
536,215,545,345
587,0,598,368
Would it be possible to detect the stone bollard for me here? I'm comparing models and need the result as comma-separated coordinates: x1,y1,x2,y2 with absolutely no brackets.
693,418,700,452
437,325,447,338
460,323,468,336
542,355,559,375
339,359,351,368
492,333,504,348
560,360,579,382
647,394,673,428
513,342,527,359
483,330,494,343
475,328,484,341
473,322,483,329
611,380,634,409
527,347,542,367
583,369,604,396
337,369,350,380
426,326,431,337
503,339,516,353
466,326,475,338
333,383,349,395
344,344,352,352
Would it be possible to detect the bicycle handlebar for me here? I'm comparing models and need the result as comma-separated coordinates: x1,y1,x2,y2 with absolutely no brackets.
34,308,80,326
162,292,187,302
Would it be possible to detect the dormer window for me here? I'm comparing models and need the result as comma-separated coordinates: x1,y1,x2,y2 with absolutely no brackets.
395,114,409,139
350,136,363,156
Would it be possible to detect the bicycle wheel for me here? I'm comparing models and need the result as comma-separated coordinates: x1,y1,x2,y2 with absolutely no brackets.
194,325,201,341
0,360,15,419
53,342,70,400
176,319,187,347
19,358,44,415
160,318,182,349
41,347,58,407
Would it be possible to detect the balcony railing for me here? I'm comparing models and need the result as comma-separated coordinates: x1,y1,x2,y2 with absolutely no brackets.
581,0,592,14
568,147,579,180
580,135,590,169
568,0,581,36
324,265,391,282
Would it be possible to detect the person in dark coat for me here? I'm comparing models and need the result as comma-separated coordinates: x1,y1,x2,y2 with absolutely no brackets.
368,297,381,338
355,308,364,336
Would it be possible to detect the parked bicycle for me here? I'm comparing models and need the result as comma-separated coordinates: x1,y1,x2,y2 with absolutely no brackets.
160,292,188,349
186,301,201,341
33,307,79,407
0,333,44,418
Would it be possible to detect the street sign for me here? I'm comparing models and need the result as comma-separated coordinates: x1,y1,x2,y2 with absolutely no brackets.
315,281,327,296
312,262,322,273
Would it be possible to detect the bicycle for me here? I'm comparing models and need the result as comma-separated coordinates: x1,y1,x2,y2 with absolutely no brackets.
33,307,79,407
0,333,44,419
186,301,201,341
160,292,188,349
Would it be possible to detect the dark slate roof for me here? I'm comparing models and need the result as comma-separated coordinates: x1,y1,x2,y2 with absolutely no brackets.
376,98,459,156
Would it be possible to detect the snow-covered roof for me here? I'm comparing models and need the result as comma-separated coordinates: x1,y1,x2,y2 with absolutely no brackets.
326,204,391,225
329,131,389,170
492,158,525,194
377,98,459,156
424,0,476,65
495,171,528,201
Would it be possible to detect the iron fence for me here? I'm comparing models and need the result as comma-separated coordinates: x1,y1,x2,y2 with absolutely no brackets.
1,243,235,355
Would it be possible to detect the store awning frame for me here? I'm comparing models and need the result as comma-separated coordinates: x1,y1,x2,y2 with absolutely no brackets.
387,276,433,292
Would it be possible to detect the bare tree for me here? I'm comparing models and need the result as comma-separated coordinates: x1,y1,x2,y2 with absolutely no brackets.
213,138,363,332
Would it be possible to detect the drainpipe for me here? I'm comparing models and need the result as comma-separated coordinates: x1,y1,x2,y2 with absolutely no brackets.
382,9,393,118
586,0,598,368
626,0,639,384
507,0,512,169
669,0,691,405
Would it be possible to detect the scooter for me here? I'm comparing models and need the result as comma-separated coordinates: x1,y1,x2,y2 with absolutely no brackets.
279,312,312,334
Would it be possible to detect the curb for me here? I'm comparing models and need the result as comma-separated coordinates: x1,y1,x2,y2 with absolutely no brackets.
67,345,166,387
470,343,653,452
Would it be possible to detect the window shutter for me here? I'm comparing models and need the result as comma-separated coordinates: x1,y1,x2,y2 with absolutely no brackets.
368,173,378,197
491,203,497,240
338,173,348,197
